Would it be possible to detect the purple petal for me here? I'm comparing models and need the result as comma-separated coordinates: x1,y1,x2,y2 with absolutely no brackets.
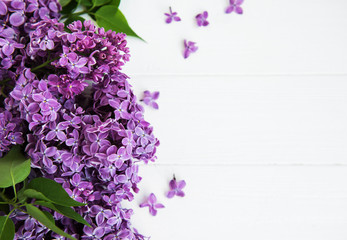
174,16,181,21
154,203,165,209
94,227,105,238
167,191,175,198
45,147,57,157
152,91,160,100
236,0,244,5
49,2,59,12
226,5,234,14
177,180,186,189
9,12,25,27
139,202,150,208
148,193,157,204
107,217,120,225
184,49,190,59
235,6,243,14
0,1,7,15
169,179,177,189
46,131,56,141
56,131,66,141
176,190,185,197
1,58,12,69
149,207,157,216
2,44,14,56
151,102,159,110
166,17,172,24
32,94,44,102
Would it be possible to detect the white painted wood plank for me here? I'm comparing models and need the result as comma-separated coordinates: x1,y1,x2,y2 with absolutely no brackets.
123,165,347,240
131,75,347,165
120,0,347,75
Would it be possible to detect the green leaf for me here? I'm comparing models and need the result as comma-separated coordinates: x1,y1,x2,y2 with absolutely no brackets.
79,0,92,7
61,0,78,15
0,204,9,215
95,5,143,40
92,0,111,7
0,146,31,188
17,183,28,204
26,204,76,240
42,211,55,223
59,0,72,7
110,0,121,8
0,216,15,240
23,189,51,202
26,178,85,207
35,201,91,227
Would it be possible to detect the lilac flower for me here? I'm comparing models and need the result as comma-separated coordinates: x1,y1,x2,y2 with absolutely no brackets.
109,99,130,120
183,40,198,59
139,193,165,216
2,8,159,238
66,52,89,76
141,90,159,109
66,129,80,147
107,147,130,168
167,177,186,198
164,7,181,23
196,11,209,27
226,0,244,14
82,225,105,239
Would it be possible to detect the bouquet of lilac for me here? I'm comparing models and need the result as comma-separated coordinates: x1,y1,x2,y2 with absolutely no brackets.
0,0,158,239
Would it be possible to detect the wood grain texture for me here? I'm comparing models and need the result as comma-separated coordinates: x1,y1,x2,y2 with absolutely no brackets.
124,165,347,240
131,75,347,165
121,0,347,75
115,0,347,239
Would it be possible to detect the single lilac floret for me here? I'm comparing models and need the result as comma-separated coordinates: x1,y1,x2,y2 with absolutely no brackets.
141,91,159,109
139,193,164,216
183,40,198,59
164,7,181,24
196,11,209,27
167,176,186,198
226,0,244,14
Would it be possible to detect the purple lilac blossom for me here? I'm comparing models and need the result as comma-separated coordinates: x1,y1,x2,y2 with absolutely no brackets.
139,193,165,216
0,1,159,238
164,7,181,24
196,11,209,27
183,40,198,59
141,91,159,110
167,177,186,198
226,0,244,14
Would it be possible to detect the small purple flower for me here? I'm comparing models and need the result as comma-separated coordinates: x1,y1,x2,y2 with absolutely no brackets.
66,129,80,147
141,91,159,109
226,0,244,14
167,176,186,198
196,11,209,27
109,100,130,120
183,40,198,59
66,52,89,76
139,193,165,216
164,7,181,23
83,225,105,239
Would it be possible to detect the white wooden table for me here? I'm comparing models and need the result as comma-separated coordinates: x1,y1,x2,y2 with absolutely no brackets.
120,0,347,239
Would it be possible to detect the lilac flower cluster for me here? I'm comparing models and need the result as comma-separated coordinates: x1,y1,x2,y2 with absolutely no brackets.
0,109,24,157
1,1,159,239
